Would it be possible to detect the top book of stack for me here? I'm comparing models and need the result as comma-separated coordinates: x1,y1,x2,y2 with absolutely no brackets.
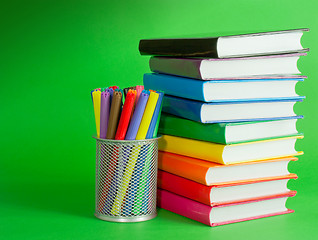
139,29,309,58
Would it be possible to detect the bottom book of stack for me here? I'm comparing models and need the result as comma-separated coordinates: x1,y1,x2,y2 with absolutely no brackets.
157,151,297,227
157,189,295,227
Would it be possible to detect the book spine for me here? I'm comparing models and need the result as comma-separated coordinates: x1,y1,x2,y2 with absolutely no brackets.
158,113,227,144
162,95,204,122
143,73,207,102
139,38,219,57
149,57,204,80
157,189,213,226
158,135,225,164
158,170,212,205
158,151,210,185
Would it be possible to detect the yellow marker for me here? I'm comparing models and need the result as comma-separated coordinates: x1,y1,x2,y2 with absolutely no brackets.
92,90,101,138
135,92,159,140
110,91,159,215
111,145,141,215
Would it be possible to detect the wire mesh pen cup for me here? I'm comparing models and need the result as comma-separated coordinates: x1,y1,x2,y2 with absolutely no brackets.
94,137,160,222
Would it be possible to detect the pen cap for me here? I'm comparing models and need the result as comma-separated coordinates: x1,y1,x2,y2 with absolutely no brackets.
135,85,145,104
125,91,150,140
136,91,159,140
115,90,136,140
106,88,114,105
106,90,122,139
146,91,164,139
100,91,111,139
92,90,102,138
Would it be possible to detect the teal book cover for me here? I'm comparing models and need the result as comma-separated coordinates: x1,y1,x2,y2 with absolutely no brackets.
162,94,304,123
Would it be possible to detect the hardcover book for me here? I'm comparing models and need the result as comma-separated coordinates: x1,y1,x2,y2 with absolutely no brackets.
158,113,301,144
158,135,303,164
139,28,309,58
158,151,298,185
162,95,303,123
158,170,297,206
149,53,306,79
157,189,295,227
144,73,305,102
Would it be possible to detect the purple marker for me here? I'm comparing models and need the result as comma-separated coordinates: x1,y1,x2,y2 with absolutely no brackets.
125,90,150,140
100,91,111,139
106,88,114,104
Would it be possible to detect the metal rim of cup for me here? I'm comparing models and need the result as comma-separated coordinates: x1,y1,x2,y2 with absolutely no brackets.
93,136,162,144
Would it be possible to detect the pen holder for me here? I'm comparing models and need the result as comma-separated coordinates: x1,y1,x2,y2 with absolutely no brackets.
94,137,160,222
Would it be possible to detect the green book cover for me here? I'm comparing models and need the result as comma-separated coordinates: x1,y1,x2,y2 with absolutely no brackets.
158,113,302,145
158,113,227,144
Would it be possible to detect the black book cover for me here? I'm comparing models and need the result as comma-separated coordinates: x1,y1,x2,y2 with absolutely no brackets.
139,38,219,57
139,28,309,58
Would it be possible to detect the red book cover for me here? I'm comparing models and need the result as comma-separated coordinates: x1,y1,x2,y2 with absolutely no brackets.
158,170,297,206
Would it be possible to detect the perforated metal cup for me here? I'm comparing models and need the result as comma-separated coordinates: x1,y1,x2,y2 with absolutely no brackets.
94,137,159,222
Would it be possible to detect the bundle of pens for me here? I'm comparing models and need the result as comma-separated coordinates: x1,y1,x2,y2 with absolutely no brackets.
91,85,164,140
91,85,164,220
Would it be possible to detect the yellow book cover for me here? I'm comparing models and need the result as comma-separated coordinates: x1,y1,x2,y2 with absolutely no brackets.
158,135,303,165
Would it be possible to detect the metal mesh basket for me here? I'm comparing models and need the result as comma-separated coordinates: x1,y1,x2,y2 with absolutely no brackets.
94,137,159,222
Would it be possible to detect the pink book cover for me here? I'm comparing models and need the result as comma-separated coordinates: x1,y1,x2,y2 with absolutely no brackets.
157,189,295,227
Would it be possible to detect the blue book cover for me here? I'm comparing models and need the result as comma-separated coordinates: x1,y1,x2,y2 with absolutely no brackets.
144,73,305,102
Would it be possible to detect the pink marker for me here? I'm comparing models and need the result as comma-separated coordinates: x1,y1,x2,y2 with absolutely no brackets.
135,85,144,104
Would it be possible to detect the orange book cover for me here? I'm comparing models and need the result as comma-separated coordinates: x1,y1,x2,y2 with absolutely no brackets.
158,151,298,185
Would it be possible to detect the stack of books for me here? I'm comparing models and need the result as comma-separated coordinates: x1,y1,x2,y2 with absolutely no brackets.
139,28,309,227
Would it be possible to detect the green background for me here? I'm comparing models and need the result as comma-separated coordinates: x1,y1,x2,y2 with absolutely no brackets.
1,0,317,239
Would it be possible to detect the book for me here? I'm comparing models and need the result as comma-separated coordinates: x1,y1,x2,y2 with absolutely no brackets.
158,170,297,206
158,135,302,165
157,189,295,227
162,95,303,123
158,151,298,185
139,29,309,58
143,73,305,102
149,53,306,80
158,113,301,144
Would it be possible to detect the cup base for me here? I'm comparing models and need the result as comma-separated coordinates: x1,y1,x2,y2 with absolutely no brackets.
94,212,157,223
